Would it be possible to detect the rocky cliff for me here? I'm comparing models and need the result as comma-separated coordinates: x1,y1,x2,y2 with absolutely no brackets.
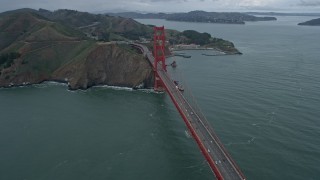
0,43,153,90
52,44,153,90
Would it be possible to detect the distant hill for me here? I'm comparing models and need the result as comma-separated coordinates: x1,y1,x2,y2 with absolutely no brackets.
247,12,320,17
30,9,240,52
298,18,320,26
0,8,38,16
108,10,277,24
108,12,168,19
35,9,153,41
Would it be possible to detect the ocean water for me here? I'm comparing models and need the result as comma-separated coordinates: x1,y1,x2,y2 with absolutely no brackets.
1,16,320,179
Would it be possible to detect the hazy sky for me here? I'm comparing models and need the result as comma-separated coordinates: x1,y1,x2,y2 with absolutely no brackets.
1,0,320,13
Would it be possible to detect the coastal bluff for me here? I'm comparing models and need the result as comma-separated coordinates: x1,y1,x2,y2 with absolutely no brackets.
52,44,153,90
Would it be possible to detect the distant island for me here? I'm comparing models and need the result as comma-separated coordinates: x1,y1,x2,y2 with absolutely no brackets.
0,8,241,90
108,10,277,24
298,18,320,26
247,12,320,17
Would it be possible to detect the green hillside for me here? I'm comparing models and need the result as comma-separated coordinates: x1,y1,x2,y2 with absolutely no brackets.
0,9,153,89
0,11,95,85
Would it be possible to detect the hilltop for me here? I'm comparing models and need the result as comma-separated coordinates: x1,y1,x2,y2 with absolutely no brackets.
108,10,277,24
298,18,320,26
35,9,153,41
0,8,241,90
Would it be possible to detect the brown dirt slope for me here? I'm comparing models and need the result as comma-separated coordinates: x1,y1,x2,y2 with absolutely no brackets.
52,44,153,90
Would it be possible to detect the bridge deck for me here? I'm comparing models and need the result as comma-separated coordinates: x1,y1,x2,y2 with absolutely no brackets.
131,43,245,180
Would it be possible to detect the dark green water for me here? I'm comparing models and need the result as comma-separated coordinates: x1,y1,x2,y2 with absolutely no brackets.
1,16,320,179
0,85,212,179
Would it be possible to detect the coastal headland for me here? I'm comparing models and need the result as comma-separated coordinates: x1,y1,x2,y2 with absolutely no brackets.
0,8,241,90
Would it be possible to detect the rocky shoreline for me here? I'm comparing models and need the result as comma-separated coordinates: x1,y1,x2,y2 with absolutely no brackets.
0,80,151,92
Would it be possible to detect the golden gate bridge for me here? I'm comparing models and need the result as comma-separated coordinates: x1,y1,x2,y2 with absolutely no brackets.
131,26,246,180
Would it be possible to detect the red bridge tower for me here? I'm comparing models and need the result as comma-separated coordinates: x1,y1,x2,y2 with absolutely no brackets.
153,26,166,91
